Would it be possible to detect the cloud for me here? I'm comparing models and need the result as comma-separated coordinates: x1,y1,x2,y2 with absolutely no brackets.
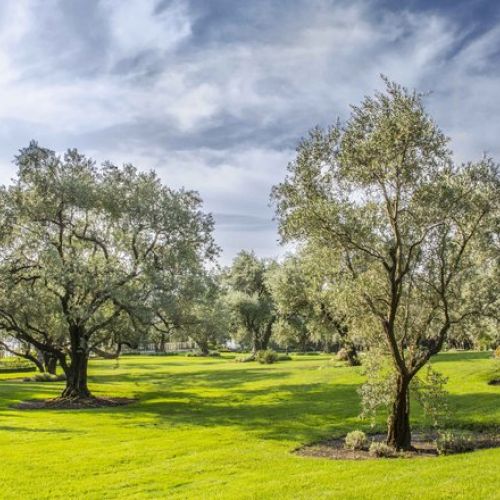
101,0,192,61
0,0,498,263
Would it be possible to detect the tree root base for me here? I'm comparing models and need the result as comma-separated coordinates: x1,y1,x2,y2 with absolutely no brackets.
12,396,137,410
295,431,500,460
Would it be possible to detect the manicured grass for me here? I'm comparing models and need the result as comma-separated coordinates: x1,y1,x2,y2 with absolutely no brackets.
0,352,499,499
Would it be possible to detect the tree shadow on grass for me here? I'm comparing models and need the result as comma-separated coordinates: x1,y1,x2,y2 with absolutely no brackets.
90,378,500,445
92,366,292,390
3,356,497,447
0,381,63,407
93,381,362,444
0,426,79,433
441,392,500,430
432,352,492,363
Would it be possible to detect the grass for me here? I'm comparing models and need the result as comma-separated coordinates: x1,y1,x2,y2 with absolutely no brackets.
0,352,498,499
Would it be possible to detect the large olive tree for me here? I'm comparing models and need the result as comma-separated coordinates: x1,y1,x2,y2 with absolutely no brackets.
272,79,499,450
0,142,216,399
224,251,276,355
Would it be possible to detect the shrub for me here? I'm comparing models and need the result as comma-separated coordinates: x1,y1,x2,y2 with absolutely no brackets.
235,355,255,363
0,365,36,374
256,350,279,364
121,351,179,356
494,346,500,359
23,373,66,383
344,430,368,450
186,350,221,358
369,442,396,458
336,348,349,361
436,431,475,455
0,358,36,374
412,364,449,428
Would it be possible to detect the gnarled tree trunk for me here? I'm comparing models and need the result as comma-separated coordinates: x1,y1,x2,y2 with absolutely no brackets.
345,343,360,366
61,327,91,399
43,352,58,375
387,374,412,450
61,348,90,399
197,340,209,355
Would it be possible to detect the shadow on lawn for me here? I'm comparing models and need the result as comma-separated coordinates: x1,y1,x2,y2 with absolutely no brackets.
100,375,500,444
3,356,497,446
93,366,292,389
432,352,491,363
0,425,77,433
99,380,362,443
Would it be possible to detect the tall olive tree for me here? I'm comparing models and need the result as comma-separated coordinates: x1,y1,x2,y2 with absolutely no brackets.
0,142,216,399
179,272,230,355
224,251,276,355
272,79,499,450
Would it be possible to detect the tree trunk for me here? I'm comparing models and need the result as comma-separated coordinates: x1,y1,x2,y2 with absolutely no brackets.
387,374,412,450
345,343,360,366
159,332,166,352
61,327,91,399
198,340,209,355
260,319,274,351
61,349,91,399
43,353,58,375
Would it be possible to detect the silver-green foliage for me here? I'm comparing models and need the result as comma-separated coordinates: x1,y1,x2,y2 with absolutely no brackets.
0,142,216,396
272,77,499,448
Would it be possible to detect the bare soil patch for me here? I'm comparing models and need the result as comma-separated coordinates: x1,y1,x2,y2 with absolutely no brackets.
12,396,137,410
295,432,500,460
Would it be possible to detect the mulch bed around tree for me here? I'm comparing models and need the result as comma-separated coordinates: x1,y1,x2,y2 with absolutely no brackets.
12,397,137,410
295,432,500,460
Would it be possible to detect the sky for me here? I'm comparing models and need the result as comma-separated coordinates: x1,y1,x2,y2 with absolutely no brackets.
0,0,499,264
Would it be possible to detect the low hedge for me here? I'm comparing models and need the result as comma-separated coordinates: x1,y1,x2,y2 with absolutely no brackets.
0,365,36,374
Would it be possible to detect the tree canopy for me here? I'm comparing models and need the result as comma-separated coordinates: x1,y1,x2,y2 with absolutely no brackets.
0,142,217,398
272,78,499,449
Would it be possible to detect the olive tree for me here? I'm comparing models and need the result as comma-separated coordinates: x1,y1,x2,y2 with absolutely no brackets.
272,79,499,450
266,256,314,352
0,142,216,399
267,253,358,359
181,273,230,355
224,251,276,355
152,269,229,355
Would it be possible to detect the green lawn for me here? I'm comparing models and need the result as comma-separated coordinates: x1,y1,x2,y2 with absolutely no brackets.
0,352,499,499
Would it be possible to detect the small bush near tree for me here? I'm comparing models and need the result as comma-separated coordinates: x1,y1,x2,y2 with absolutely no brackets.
369,442,396,458
412,365,449,429
186,350,221,358
344,430,368,450
235,355,255,363
336,347,360,366
336,348,349,361
360,351,449,432
256,350,279,364
436,431,475,455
